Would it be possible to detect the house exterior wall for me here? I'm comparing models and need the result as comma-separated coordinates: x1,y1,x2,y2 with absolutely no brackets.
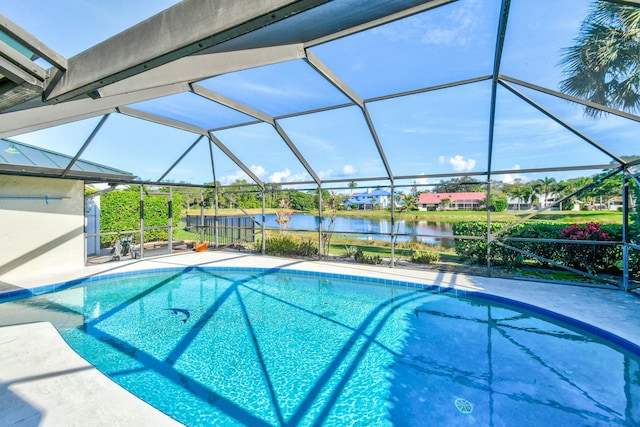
345,190,391,209
417,192,485,211
0,175,85,282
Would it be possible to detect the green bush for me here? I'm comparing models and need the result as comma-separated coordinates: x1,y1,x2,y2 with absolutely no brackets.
452,222,501,264
411,250,440,264
101,188,182,246
344,245,358,258
560,222,621,274
453,220,622,272
354,248,381,265
262,234,318,257
488,197,508,212
510,222,564,264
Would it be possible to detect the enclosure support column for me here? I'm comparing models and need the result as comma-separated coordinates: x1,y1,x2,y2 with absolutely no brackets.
622,170,630,291
168,187,173,255
83,196,88,265
486,179,492,273
139,185,144,258
485,0,511,275
214,186,219,248
318,183,323,260
199,189,205,245
390,183,395,268
261,189,266,256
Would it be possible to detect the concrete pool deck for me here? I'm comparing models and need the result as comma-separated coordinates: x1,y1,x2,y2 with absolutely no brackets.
1,250,640,426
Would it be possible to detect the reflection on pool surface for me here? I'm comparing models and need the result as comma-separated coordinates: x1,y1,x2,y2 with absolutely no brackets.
1,267,639,426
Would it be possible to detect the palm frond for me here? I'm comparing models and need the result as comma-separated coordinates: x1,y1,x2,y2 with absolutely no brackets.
559,1,640,118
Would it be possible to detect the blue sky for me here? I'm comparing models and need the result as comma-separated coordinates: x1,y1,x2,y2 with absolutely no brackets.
3,0,639,189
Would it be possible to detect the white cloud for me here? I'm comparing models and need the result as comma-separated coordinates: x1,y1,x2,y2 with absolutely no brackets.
220,170,250,185
221,164,311,184
318,169,334,180
250,164,267,179
497,164,526,183
449,155,476,172
218,164,266,185
406,174,430,192
269,168,291,183
268,168,309,183
372,0,481,47
236,80,317,100
438,156,446,165
342,164,357,175
415,176,429,186
401,126,429,135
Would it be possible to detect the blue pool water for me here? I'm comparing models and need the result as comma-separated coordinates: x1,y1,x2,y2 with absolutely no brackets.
1,267,639,426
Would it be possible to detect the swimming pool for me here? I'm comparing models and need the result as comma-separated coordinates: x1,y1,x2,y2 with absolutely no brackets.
1,267,639,426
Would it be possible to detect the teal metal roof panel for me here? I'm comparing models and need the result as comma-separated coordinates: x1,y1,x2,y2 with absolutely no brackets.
0,138,134,177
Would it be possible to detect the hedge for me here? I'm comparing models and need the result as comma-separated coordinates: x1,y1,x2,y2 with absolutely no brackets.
259,234,318,257
101,189,183,246
453,221,622,274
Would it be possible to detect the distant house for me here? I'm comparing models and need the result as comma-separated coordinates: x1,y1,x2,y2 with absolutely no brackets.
585,197,623,211
538,193,562,210
418,192,486,211
607,197,623,211
344,189,391,210
507,197,534,211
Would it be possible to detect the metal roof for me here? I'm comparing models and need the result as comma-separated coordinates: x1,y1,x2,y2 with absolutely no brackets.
0,138,135,181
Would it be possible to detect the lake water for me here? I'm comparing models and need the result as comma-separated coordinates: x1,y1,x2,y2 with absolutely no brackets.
262,213,454,246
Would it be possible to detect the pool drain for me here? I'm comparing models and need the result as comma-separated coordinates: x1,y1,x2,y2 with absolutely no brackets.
454,398,473,414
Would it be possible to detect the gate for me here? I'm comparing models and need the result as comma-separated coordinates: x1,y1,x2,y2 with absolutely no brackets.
185,215,255,246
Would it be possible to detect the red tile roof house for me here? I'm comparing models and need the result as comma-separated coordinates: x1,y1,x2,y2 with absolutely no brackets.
417,192,486,211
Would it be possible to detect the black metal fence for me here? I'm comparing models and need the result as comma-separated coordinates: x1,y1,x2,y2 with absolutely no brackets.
185,215,256,246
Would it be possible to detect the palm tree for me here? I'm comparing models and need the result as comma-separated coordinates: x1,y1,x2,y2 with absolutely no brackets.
519,184,536,210
503,179,520,210
568,176,595,208
559,2,640,117
348,181,357,195
538,176,557,209
529,180,543,209
513,184,526,210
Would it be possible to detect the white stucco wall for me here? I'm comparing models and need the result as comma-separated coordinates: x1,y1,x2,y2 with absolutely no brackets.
0,175,85,282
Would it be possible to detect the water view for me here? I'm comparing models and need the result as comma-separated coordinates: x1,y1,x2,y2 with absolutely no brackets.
262,213,454,246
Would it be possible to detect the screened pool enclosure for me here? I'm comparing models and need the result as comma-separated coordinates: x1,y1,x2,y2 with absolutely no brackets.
0,0,639,290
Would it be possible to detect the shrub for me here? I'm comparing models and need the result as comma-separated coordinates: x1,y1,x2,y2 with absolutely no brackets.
453,220,622,273
354,248,381,265
411,250,440,264
509,222,565,266
490,197,508,212
262,234,318,257
453,221,502,264
560,222,620,273
344,245,358,258
101,188,182,246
